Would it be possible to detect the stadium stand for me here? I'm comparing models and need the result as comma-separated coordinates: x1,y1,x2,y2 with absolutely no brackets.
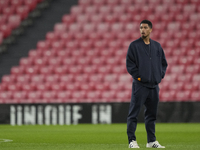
0,0,200,103
0,0,44,44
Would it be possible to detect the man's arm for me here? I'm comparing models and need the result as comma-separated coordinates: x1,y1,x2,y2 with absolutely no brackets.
126,44,140,79
161,48,168,78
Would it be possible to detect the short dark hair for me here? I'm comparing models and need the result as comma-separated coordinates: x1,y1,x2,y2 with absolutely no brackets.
140,20,153,29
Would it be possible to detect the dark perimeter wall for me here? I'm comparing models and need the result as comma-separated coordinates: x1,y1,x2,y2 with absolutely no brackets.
0,102,200,125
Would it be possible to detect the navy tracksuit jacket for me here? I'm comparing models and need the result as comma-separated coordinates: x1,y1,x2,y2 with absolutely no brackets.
126,37,168,143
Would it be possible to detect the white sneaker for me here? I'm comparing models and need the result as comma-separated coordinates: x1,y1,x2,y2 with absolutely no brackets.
146,141,165,148
129,140,140,148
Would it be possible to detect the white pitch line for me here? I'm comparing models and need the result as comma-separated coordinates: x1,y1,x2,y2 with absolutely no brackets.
0,139,13,143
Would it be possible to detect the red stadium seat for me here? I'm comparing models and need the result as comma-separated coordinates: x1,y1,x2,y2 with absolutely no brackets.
24,0,38,11
74,74,90,83
10,66,25,75
108,82,124,91
56,91,72,99
183,4,196,14
97,66,112,74
44,74,59,83
177,56,193,65
0,0,9,8
82,66,98,74
11,0,24,9
7,15,21,29
82,23,96,33
98,6,112,15
7,83,22,91
192,74,200,82
119,0,133,5
38,66,54,75
15,75,30,83
118,74,132,83
89,14,104,24
112,5,126,15
104,14,118,24
13,91,27,101
59,74,74,83
159,82,170,91
126,5,140,16
185,65,200,74
37,40,50,50
190,91,200,101
0,83,8,91
175,90,191,101
68,66,83,75
2,6,15,16
68,23,82,33
19,57,34,66
160,14,174,24
46,31,59,43
94,83,110,91
70,5,84,15
84,5,98,14
96,23,110,33
1,75,16,83
62,14,75,24
100,90,116,102
33,57,47,66
16,5,30,19
176,74,192,82
115,91,131,102
0,15,7,27
30,74,45,83
193,57,200,65
112,65,127,74
53,66,68,75
168,82,184,91
79,83,95,91
101,32,116,41
28,49,42,58
91,57,106,66
79,40,93,50
65,83,80,91
24,66,39,74
54,23,67,34
78,0,92,6
183,82,199,91
169,65,185,74
106,0,120,6
42,91,57,100
76,14,90,24
0,92,12,102
35,83,51,91
71,91,86,102
103,74,118,82
86,91,101,102
160,91,176,102
47,57,62,66
21,83,36,91
27,91,42,100
0,24,12,38
118,14,132,23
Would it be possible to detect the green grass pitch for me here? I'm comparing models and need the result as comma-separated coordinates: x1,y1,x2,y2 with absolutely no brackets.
0,123,200,150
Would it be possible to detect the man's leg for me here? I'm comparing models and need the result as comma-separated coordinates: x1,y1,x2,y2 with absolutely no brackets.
144,86,159,143
127,83,148,143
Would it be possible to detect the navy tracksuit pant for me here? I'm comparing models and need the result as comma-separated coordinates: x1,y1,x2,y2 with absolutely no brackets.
127,82,159,143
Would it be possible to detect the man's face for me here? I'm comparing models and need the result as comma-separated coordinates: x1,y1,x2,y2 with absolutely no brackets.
140,23,152,39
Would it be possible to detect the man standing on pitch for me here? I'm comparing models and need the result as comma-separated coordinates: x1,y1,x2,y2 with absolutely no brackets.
126,20,168,148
